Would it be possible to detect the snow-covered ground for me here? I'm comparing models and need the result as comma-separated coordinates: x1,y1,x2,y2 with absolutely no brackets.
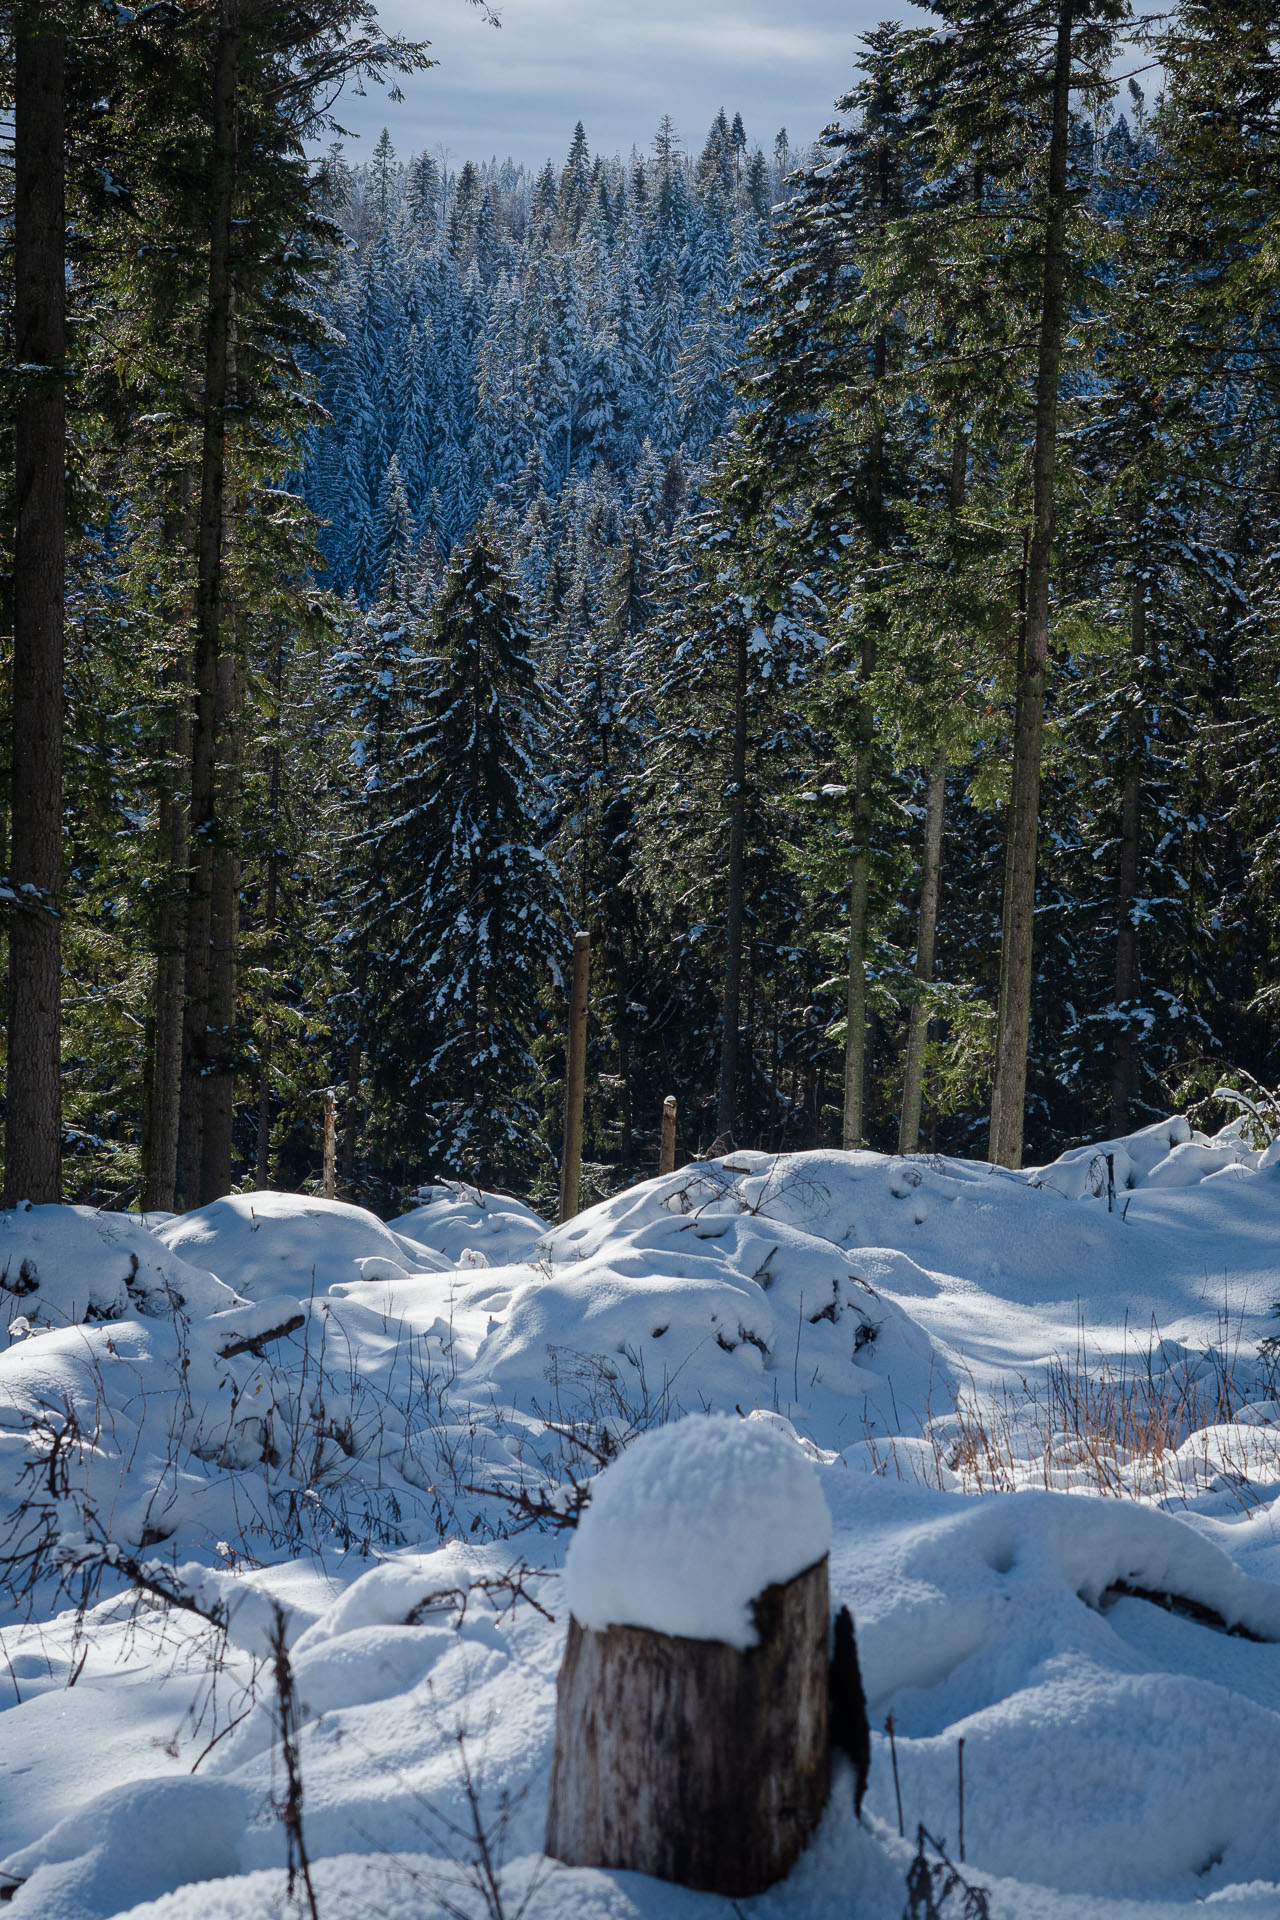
5,1118,1280,1918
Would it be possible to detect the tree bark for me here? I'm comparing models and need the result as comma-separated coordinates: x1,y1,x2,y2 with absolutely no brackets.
5,17,66,1206
559,930,591,1220
987,0,1075,1169
339,1020,362,1189
842,642,876,1150
254,637,284,1188
842,273,889,1151
1110,579,1144,1133
199,643,243,1200
898,421,965,1156
177,0,239,1209
322,1089,336,1198
145,685,192,1211
546,1556,830,1897
716,626,748,1143
898,757,947,1155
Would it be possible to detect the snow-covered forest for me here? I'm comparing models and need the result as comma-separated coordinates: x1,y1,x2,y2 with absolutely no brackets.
4,1,1280,1917
6,9,1279,1213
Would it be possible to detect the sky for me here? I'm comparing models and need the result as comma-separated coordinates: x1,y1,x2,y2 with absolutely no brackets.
332,0,925,174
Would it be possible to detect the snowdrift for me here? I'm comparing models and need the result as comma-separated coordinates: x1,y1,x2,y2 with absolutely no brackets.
3,1123,1280,1918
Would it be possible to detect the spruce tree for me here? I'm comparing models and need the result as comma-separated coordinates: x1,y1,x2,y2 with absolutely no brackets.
362,524,566,1185
894,0,1131,1166
5,4,67,1202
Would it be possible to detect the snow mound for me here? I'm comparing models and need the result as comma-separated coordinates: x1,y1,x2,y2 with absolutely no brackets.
0,1204,239,1333
154,1192,451,1300
1034,1114,1273,1197
826,1474,1280,1897
0,1777,247,1920
563,1411,831,1648
389,1182,548,1266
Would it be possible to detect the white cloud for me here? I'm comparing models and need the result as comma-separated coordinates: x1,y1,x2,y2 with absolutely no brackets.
330,0,925,168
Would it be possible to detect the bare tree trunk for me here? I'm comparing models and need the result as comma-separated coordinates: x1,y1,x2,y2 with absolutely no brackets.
559,931,591,1220
177,2,238,1209
617,1024,633,1170
339,1013,362,1188
145,687,192,1211
253,631,285,1189
987,0,1075,1169
716,627,748,1143
5,16,66,1206
1110,579,1144,1133
841,643,876,1149
200,644,242,1200
322,1089,336,1198
841,275,889,1151
898,757,947,1154
898,424,964,1156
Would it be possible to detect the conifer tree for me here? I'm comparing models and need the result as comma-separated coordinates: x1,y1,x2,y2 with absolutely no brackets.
5,3,67,1202
362,524,566,1184
895,0,1130,1166
725,24,928,1148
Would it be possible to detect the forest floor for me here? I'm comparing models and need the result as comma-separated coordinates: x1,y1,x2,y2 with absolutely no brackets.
3,1118,1280,1917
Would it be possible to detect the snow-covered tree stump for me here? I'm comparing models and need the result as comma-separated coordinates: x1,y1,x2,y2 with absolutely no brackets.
546,1413,833,1897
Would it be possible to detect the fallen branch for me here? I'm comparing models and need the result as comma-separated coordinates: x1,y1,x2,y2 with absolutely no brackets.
217,1313,306,1360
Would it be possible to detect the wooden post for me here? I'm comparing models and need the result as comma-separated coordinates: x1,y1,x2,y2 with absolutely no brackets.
323,1089,336,1200
546,1557,830,1896
659,1094,677,1175
559,930,591,1223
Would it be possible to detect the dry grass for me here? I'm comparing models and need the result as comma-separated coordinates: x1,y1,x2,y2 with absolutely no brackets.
866,1317,1280,1510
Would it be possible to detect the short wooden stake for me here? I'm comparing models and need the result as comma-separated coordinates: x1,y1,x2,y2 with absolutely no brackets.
659,1094,677,1175
559,931,591,1223
546,1556,830,1896
957,1735,966,1862
322,1089,336,1200
887,1712,903,1836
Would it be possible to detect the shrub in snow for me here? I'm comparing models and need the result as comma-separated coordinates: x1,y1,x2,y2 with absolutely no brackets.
562,1410,831,1649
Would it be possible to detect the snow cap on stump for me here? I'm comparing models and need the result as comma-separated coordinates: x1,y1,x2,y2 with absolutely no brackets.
563,1412,831,1650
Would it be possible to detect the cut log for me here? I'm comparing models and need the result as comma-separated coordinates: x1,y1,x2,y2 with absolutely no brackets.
546,1553,829,1896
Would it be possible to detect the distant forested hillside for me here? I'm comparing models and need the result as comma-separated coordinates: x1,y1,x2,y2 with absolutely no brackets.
300,114,792,603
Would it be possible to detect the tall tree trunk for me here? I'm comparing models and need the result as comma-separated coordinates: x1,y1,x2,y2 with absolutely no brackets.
898,426,965,1155
177,1,239,1208
617,1021,633,1169
716,627,748,1143
841,198,890,1153
254,636,284,1189
339,986,363,1188
5,17,66,1206
145,685,192,1211
987,0,1075,1169
842,389,884,1149
841,682,874,1151
200,643,243,1199
1110,579,1144,1133
145,475,198,1213
898,757,947,1155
